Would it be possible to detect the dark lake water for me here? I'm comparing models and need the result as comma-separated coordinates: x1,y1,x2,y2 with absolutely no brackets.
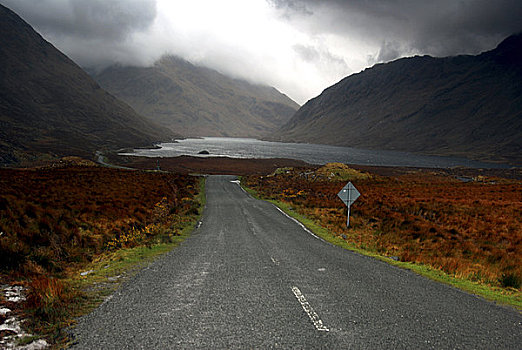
121,137,508,168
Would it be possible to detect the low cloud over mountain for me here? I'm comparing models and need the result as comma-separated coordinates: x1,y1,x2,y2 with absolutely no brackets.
4,0,520,104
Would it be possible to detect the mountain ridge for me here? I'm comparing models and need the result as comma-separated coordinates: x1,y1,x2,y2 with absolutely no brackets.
92,56,299,138
271,33,522,165
0,4,175,165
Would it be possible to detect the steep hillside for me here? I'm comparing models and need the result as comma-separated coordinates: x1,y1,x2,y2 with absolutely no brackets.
93,56,299,138
272,34,522,165
0,4,175,165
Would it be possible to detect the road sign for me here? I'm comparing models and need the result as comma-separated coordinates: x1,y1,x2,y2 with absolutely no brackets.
337,182,361,227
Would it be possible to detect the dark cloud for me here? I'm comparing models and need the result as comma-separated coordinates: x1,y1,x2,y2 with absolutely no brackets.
2,0,521,103
1,0,157,68
2,0,156,41
276,0,522,59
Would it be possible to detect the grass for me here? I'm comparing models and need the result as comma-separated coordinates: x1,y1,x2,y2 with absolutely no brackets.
0,166,201,275
64,229,194,330
0,165,206,347
73,177,205,309
240,168,522,310
40,176,204,347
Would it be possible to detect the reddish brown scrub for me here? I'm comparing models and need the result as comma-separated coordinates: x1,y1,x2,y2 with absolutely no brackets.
244,164,522,289
0,166,200,278
0,164,201,343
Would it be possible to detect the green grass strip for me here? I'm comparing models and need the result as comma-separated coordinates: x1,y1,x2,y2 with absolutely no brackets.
241,180,521,310
74,175,206,299
55,176,207,347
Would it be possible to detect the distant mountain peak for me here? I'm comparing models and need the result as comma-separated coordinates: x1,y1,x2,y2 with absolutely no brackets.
93,57,299,138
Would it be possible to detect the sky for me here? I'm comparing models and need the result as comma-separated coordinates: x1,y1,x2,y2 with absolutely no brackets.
2,0,521,104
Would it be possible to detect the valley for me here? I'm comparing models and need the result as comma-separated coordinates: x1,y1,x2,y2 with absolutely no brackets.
0,2,520,348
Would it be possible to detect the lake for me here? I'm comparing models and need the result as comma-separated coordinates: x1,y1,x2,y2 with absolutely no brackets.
120,137,509,168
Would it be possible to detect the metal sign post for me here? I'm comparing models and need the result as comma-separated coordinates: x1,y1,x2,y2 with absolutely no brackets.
337,182,361,227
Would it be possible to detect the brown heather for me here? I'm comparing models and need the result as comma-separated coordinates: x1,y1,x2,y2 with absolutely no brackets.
0,165,201,340
244,164,522,289
0,166,199,277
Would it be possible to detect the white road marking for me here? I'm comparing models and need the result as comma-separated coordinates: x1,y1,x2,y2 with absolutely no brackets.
270,257,280,266
275,206,326,242
291,286,329,332
230,180,247,193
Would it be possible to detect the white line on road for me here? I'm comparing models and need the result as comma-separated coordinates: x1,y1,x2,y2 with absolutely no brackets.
230,180,247,193
275,207,326,242
291,286,329,332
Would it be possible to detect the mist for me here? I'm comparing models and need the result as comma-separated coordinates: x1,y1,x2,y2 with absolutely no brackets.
2,0,521,104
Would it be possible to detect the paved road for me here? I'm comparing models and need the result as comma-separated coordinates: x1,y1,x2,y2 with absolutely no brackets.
72,175,521,349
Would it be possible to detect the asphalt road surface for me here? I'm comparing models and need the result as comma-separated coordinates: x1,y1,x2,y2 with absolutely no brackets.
71,175,521,349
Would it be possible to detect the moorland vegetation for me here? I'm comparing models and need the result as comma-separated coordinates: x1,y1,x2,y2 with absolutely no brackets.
0,164,203,343
243,163,522,292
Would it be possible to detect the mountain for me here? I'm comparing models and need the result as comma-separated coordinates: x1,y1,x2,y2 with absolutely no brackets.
92,56,299,138
271,34,522,165
0,4,175,165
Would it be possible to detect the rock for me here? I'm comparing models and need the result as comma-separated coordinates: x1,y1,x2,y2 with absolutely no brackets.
4,286,25,302
107,275,121,282
0,316,22,333
198,150,210,155
22,339,49,349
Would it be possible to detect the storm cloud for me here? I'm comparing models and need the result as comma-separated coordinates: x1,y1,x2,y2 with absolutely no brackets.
274,0,522,61
7,0,156,40
2,0,521,104
2,0,158,67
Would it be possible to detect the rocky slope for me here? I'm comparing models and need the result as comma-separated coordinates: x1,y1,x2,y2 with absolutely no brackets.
0,4,175,165
93,56,299,138
271,34,522,165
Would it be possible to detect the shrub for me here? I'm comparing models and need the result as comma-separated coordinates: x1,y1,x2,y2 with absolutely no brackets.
0,166,200,276
500,272,521,289
25,277,79,324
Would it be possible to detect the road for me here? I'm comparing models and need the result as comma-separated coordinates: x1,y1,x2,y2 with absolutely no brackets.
95,151,134,170
71,175,521,349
